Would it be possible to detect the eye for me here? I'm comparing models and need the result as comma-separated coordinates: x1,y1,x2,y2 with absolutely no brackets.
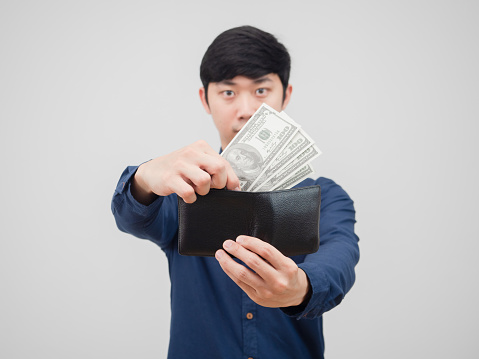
223,90,235,97
256,88,267,96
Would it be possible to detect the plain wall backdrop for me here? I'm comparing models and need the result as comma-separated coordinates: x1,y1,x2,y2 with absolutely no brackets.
1,0,478,358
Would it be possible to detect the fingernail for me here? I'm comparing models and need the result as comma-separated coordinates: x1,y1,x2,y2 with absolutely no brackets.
223,240,233,249
215,250,223,260
236,236,244,244
234,186,241,191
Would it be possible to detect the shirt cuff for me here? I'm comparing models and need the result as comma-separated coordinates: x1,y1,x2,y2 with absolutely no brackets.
116,164,165,218
280,262,330,319
125,179,164,216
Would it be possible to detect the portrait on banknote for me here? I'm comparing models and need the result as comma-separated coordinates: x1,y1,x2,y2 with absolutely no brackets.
223,143,263,181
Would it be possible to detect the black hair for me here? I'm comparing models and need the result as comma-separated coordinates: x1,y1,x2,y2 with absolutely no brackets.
200,26,291,103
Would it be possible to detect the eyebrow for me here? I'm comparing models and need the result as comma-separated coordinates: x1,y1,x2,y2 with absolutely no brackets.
217,76,273,86
253,76,273,84
218,79,237,86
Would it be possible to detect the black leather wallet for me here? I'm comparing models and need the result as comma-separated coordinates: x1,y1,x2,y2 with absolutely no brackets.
178,185,321,257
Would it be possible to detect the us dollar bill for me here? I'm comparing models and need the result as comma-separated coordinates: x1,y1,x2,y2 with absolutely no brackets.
254,145,321,191
273,163,315,191
249,128,315,191
221,104,299,191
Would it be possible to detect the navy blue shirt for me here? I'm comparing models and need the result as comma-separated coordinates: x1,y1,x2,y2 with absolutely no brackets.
111,165,359,359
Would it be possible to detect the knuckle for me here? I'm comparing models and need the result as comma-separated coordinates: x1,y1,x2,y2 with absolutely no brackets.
195,188,208,196
183,146,197,158
237,268,249,281
258,246,273,259
184,187,195,197
180,188,195,202
211,162,225,175
284,261,298,276
195,139,207,148
273,279,288,293
174,158,187,169
180,146,191,156
197,173,211,187
212,177,227,190
246,256,261,269
202,170,213,181
286,266,297,278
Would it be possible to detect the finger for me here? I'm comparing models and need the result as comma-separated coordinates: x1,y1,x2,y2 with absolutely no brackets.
236,235,289,270
216,251,259,299
221,239,278,283
167,177,197,203
224,161,240,190
190,140,239,190
196,153,238,191
178,166,212,196
215,246,263,289
210,171,227,190
196,155,228,190
216,250,259,301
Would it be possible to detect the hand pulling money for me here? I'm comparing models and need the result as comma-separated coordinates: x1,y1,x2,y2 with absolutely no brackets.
221,104,321,191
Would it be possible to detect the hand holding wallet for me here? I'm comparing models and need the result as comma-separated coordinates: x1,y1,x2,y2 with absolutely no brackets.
178,185,321,257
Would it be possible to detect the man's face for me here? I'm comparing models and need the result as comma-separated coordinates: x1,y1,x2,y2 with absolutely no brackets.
199,73,292,149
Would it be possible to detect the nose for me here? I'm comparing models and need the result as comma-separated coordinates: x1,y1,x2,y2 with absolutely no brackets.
237,94,258,121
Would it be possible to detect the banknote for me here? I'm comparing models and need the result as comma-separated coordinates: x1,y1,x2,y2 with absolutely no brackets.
249,129,315,191
221,104,299,191
254,145,321,191
273,164,315,191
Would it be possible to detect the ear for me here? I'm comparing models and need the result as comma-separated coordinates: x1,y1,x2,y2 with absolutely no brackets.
199,87,211,114
281,84,293,110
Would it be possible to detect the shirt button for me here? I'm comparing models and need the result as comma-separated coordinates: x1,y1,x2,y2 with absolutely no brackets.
246,312,253,320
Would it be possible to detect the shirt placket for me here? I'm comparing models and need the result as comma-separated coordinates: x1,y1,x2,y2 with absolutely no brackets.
242,291,258,359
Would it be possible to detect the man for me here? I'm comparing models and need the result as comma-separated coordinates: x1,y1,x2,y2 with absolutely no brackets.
112,26,359,358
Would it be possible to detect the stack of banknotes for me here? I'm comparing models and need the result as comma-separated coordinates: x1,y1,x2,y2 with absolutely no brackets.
221,103,321,191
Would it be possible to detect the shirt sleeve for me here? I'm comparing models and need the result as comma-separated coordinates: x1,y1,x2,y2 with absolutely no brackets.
281,177,360,319
110,165,179,251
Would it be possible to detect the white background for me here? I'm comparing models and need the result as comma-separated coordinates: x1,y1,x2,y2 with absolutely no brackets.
1,0,478,358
